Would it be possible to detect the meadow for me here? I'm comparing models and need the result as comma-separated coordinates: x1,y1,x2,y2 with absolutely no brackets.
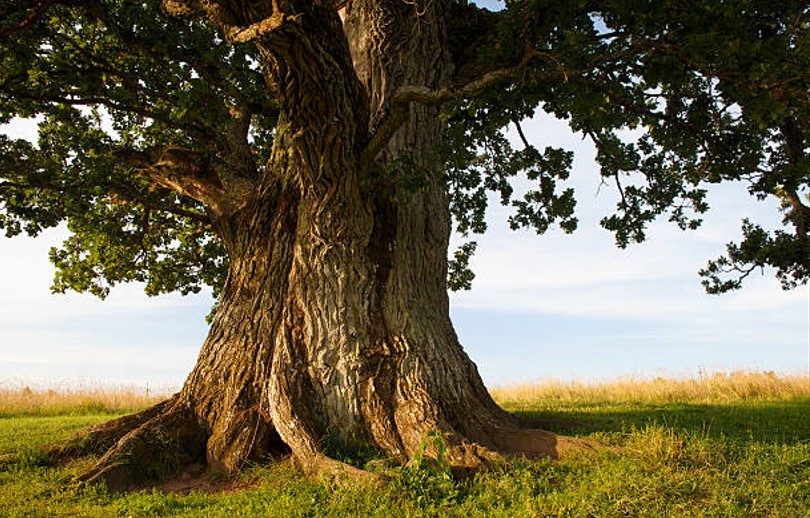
0,371,807,517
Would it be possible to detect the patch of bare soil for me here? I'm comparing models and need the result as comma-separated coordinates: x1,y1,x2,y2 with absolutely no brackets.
153,464,258,495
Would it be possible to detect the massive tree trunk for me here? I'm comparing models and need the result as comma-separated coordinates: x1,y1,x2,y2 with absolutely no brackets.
62,0,583,489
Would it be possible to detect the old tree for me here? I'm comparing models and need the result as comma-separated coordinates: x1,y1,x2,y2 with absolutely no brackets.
0,0,807,487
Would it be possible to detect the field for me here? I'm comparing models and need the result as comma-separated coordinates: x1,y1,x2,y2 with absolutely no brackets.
1,371,807,517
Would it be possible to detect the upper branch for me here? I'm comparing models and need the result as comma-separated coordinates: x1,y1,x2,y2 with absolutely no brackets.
446,1,501,86
0,0,51,37
360,48,555,168
0,177,209,225
784,189,810,241
224,11,288,44
168,0,291,44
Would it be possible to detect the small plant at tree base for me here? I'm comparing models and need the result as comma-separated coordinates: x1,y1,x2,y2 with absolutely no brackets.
392,432,462,508
118,431,182,484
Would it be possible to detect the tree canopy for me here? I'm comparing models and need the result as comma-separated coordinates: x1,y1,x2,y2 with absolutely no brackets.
1,0,808,299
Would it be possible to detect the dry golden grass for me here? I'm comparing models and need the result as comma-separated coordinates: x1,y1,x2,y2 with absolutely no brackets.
489,370,810,406
0,384,172,416
1,371,806,416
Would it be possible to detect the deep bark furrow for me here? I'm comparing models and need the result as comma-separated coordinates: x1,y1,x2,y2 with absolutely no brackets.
173,185,300,473
66,0,574,488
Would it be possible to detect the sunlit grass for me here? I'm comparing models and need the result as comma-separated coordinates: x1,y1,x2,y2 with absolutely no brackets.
0,384,171,418
1,371,808,517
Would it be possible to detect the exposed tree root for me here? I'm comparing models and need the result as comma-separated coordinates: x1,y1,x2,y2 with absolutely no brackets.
44,401,596,493
42,363,596,493
43,398,176,463
44,396,206,490
300,453,387,487
492,426,598,460
203,404,285,475
51,395,287,491
71,404,206,490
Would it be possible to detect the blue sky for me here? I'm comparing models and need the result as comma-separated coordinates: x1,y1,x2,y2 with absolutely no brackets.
452,114,809,384
0,112,807,391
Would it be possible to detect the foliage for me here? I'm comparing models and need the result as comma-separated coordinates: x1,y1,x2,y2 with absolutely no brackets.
0,0,255,299
447,0,809,292
1,374,807,517
0,0,807,303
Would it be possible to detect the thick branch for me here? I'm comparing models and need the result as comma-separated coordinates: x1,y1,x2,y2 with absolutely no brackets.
189,0,292,44
0,0,56,37
117,147,230,214
779,118,809,242
210,104,262,207
784,189,810,241
0,175,210,226
225,12,288,43
360,50,550,168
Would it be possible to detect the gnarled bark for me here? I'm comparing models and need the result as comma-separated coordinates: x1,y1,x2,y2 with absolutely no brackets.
58,0,589,489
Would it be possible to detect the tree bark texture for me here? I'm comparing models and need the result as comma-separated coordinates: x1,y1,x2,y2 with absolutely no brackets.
65,0,585,489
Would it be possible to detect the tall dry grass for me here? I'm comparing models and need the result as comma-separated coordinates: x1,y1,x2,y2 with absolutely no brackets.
489,370,810,406
0,371,806,416
0,383,172,416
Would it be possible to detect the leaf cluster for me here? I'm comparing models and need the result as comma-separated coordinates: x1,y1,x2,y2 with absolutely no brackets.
0,0,274,299
446,0,808,292
391,431,462,508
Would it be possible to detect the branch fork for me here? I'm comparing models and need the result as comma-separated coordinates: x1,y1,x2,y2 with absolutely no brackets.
222,0,294,44
359,47,552,168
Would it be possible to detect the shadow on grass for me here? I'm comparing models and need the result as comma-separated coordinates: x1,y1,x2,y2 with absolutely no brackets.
513,398,810,445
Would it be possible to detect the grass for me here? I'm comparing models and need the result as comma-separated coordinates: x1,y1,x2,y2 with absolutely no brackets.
0,384,169,418
490,370,810,406
0,371,807,517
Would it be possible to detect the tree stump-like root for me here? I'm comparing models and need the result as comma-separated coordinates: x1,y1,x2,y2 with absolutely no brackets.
271,406,598,490
48,397,287,491
43,398,176,464
62,399,208,490
303,453,388,487
40,396,204,491
492,426,598,460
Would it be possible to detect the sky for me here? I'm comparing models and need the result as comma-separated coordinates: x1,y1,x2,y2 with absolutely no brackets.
0,2,808,390
0,111,807,391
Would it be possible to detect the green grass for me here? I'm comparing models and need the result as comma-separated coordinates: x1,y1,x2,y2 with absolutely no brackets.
1,374,808,517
